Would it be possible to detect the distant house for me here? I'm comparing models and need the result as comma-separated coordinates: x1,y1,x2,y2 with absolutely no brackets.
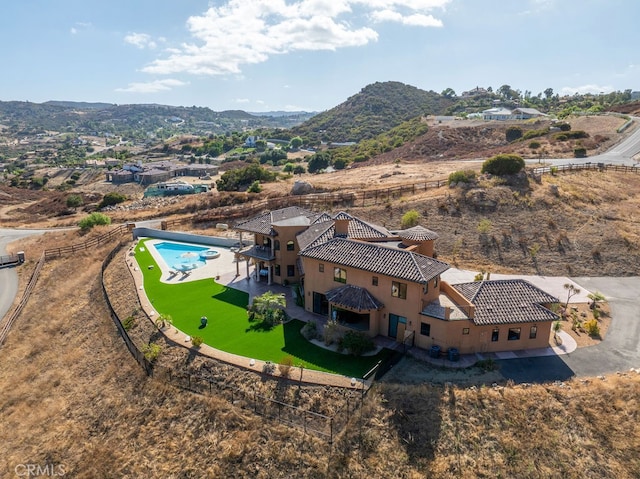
105,159,217,184
482,107,515,121
512,108,548,120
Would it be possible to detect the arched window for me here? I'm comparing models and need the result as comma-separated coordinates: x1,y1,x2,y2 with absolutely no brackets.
286,240,295,251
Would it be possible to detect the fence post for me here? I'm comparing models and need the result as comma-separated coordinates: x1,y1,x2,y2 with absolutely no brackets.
330,417,334,447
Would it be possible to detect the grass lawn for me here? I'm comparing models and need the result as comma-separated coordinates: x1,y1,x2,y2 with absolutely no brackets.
135,240,391,377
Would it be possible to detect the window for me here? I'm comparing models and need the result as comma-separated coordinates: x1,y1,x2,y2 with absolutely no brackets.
508,328,521,341
530,325,538,339
434,276,439,288
286,240,295,251
372,276,378,286
319,263,324,273
391,281,407,299
462,327,470,335
491,328,499,342
420,322,431,336
333,267,347,283
274,240,280,251
287,265,295,277
274,264,281,276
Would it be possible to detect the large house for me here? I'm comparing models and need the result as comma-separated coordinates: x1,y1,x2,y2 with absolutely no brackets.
234,207,559,355
481,107,548,121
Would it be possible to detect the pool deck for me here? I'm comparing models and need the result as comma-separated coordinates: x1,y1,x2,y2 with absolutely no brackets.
129,240,368,389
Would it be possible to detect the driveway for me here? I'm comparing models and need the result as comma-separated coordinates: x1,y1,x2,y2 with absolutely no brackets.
499,276,640,382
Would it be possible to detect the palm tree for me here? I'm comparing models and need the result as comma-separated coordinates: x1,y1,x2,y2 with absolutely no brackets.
251,291,287,325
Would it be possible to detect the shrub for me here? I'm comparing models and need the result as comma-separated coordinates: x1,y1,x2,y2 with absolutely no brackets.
477,218,492,234
476,358,498,371
99,192,127,209
481,154,525,176
142,343,162,362
278,355,294,377
191,336,204,348
301,320,318,340
574,147,587,158
323,319,341,346
401,210,420,229
584,319,601,337
122,315,136,331
339,331,375,356
523,128,549,140
247,180,262,193
262,361,276,375
78,212,111,231
505,126,523,142
555,134,568,141
448,169,476,185
557,122,572,131
66,194,83,209
528,141,541,150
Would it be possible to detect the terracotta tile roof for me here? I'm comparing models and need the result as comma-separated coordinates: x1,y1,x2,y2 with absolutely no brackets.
325,285,384,311
296,221,335,251
452,279,559,326
299,238,450,284
234,206,316,235
398,225,439,241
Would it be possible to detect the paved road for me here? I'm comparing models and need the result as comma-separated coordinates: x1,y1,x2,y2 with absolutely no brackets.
0,229,48,319
525,116,640,168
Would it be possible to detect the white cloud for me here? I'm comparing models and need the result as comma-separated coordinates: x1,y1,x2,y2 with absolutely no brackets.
70,22,92,35
561,84,615,96
141,0,448,77
124,32,157,50
370,9,442,26
115,79,188,93
235,98,250,103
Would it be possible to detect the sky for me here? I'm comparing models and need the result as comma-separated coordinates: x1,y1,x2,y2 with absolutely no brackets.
1,0,638,112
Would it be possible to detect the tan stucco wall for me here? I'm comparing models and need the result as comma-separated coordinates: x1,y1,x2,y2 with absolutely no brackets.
302,257,440,338
414,317,553,354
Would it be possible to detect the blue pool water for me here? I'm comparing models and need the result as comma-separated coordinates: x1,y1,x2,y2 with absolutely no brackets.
153,241,208,271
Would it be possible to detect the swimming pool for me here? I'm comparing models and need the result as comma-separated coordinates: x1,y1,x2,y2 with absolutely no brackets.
153,241,208,271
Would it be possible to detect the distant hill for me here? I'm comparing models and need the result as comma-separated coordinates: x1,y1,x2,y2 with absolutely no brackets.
44,101,116,110
291,81,454,143
0,101,311,136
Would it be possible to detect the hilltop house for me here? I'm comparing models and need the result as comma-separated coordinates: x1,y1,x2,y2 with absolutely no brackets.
482,107,548,121
234,207,559,355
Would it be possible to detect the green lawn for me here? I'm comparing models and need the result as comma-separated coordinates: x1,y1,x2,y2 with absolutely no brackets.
135,239,391,377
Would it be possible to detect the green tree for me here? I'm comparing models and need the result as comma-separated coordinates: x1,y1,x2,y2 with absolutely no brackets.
441,87,456,99
401,210,420,229
505,126,523,142
99,192,127,209
563,283,581,308
283,163,294,173
293,164,306,175
251,291,287,326
307,151,331,173
290,136,303,149
247,180,262,193
544,87,554,100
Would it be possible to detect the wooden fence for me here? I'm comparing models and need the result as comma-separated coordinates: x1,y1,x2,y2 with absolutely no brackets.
531,162,640,176
44,224,129,259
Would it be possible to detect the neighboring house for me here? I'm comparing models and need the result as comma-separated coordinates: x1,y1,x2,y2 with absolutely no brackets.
105,160,217,184
512,107,548,120
233,207,559,355
482,107,515,121
481,107,548,121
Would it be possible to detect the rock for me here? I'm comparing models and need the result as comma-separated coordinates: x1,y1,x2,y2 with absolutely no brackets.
549,184,559,196
291,181,314,195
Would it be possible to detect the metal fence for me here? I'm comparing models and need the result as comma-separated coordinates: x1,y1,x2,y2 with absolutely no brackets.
99,241,366,444
531,162,640,176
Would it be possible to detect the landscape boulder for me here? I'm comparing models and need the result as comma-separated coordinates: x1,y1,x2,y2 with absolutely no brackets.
291,181,315,195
